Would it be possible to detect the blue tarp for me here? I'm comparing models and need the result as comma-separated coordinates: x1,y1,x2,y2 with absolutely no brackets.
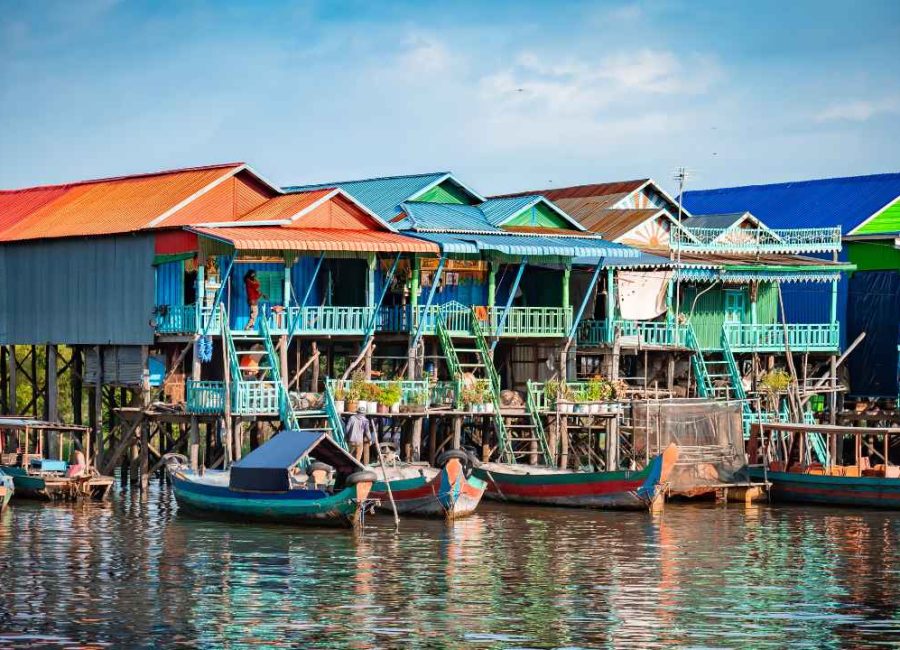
230,430,324,492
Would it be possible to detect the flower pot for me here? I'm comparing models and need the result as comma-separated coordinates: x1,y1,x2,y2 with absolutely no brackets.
483,402,494,414
377,403,389,414
334,400,345,414
599,403,611,414
390,402,400,414
366,401,378,414
589,403,601,414
575,404,587,414
346,400,358,413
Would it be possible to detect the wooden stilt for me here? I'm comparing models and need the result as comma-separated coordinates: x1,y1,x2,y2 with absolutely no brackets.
311,342,320,392
410,416,422,461
8,345,17,415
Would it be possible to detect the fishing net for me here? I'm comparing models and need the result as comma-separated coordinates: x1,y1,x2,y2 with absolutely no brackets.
628,399,746,496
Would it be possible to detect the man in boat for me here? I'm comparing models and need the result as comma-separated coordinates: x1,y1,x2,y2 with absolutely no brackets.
345,405,373,463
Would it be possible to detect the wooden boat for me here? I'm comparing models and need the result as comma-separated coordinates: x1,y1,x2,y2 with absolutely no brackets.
0,469,13,512
472,444,679,510
0,418,113,501
749,421,900,509
166,429,378,528
370,449,486,520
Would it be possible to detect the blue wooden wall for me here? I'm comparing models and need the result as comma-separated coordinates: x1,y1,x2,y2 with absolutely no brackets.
0,234,156,345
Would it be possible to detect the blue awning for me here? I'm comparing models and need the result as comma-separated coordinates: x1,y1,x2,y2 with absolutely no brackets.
229,430,362,492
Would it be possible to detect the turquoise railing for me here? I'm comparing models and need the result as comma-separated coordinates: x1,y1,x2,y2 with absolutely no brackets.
380,304,571,337
185,380,225,414
578,319,688,347
258,316,299,429
723,323,840,352
232,381,280,415
673,226,842,254
685,324,715,398
525,380,554,465
287,305,376,335
720,330,747,401
471,314,513,462
322,387,347,450
155,304,197,334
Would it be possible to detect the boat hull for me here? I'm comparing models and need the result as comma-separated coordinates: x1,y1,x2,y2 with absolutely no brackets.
2,466,112,501
170,471,366,528
473,446,677,510
750,468,900,509
371,458,486,520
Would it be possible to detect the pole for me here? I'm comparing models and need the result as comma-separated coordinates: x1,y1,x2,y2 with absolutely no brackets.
373,439,400,529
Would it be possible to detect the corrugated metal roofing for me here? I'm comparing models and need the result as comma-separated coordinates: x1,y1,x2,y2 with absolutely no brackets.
226,189,335,222
0,186,70,235
479,195,543,226
405,231,639,258
285,172,450,220
682,173,900,235
397,197,585,234
559,205,665,239
682,213,751,229
191,226,440,253
0,163,247,242
496,179,649,202
573,252,684,269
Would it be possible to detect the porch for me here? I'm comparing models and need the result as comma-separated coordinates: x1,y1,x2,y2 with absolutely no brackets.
577,319,688,348
722,322,841,353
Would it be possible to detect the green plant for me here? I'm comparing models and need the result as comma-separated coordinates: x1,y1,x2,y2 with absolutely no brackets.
760,369,792,410
348,370,366,401
462,386,485,405
545,379,563,402
332,381,348,401
358,381,380,402
610,380,629,400
411,389,430,407
379,381,402,407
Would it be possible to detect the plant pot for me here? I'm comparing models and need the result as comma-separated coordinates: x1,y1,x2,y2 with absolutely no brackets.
334,400,345,414
377,403,389,414
346,400,358,413
575,404,587,414
589,403,601,414
483,402,494,414
390,402,400,414
367,401,378,414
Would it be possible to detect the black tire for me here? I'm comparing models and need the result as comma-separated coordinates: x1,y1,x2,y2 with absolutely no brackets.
310,462,333,474
346,470,378,485
436,449,475,477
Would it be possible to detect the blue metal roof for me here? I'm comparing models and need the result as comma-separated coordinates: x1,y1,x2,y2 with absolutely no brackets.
480,195,541,226
285,172,450,220
400,201,493,232
682,173,900,235
406,231,639,258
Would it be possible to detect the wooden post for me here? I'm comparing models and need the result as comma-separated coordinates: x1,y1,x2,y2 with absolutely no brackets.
311,341,320,393
0,346,6,415
560,414,569,469
140,347,151,490
8,345,17,415
93,346,103,467
30,346,37,417
452,415,462,450
411,416,423,461
279,336,288,389
428,417,437,464
233,418,243,461
47,345,58,422
72,347,83,425
189,338,201,469
221,329,233,469
488,262,496,309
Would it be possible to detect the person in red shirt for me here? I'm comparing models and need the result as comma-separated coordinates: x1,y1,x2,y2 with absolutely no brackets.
243,269,267,330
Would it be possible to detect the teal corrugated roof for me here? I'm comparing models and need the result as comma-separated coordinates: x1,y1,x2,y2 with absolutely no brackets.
285,172,450,220
480,195,542,226
405,231,639,258
400,201,492,232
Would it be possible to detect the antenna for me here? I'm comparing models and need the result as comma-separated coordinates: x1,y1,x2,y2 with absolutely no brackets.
672,166,694,340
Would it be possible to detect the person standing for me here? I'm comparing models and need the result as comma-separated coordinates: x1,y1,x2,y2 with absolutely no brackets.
244,269,267,330
345,405,373,463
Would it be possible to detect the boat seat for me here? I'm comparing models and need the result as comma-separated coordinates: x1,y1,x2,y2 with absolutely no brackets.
806,463,826,475
843,466,861,477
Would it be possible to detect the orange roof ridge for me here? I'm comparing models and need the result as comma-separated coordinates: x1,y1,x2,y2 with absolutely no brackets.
0,162,245,194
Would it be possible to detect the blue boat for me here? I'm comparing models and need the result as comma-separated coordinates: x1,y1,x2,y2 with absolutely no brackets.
166,430,378,528
0,469,13,512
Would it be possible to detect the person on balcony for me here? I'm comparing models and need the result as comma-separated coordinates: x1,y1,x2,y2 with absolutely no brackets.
244,269,268,330
345,405,373,464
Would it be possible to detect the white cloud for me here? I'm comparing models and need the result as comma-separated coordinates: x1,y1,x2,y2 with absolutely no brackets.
396,33,455,76
815,97,900,123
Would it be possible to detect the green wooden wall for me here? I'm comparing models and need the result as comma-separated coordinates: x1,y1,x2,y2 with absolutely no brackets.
679,282,778,349
854,197,900,235
506,202,571,229
416,180,478,205
847,240,900,271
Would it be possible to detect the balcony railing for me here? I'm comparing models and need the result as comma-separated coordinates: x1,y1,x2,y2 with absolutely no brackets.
232,381,280,415
185,380,225,414
154,303,223,335
379,304,572,337
723,323,840,352
673,226,842,255
287,305,376,335
577,319,688,347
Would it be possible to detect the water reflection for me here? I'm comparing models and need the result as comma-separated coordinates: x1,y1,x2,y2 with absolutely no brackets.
1,485,899,648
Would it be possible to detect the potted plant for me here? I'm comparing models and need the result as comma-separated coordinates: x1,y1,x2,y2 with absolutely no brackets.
379,381,403,414
556,383,575,413
475,379,493,413
586,378,603,414
346,371,365,413
360,382,380,413
332,382,347,414
760,369,792,412
574,387,589,414
411,388,430,412
544,379,562,411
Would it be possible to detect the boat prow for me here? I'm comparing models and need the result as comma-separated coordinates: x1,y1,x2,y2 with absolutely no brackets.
0,469,13,512
371,450,486,520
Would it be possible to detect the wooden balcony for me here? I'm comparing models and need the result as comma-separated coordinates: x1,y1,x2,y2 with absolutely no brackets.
185,380,225,414
577,319,687,348
723,323,840,353
154,304,223,336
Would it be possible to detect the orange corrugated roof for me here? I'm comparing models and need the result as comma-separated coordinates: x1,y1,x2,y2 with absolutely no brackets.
0,163,247,242
192,226,440,253
227,189,335,223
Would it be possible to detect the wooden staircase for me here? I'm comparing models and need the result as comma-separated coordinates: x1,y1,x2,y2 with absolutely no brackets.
436,310,552,464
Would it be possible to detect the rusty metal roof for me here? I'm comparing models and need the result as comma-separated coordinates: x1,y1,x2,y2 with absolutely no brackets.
191,226,440,253
226,189,336,223
495,179,648,202
0,163,253,242
555,204,663,238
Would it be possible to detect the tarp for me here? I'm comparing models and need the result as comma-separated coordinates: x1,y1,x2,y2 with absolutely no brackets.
846,270,900,397
229,430,363,492
617,270,671,320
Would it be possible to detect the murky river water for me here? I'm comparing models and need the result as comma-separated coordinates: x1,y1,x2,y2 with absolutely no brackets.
1,482,900,649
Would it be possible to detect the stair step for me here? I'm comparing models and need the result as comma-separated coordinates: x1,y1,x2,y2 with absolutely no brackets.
454,348,481,354
505,424,536,429
235,350,269,355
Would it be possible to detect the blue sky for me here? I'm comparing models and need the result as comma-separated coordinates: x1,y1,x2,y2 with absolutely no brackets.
1,0,898,196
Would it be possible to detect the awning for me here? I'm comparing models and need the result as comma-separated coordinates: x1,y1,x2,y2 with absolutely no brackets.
573,252,690,269
229,430,363,492
191,226,440,254
404,231,640,259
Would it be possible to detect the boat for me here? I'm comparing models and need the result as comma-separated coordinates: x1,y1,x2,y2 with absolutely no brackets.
472,444,679,510
749,421,900,509
0,469,13,512
0,418,113,501
370,448,486,520
166,429,378,528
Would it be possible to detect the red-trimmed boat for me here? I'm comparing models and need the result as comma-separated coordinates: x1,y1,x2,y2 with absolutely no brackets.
749,421,900,509
370,449,486,520
472,444,678,510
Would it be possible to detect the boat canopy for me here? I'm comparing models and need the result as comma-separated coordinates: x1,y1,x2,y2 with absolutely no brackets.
229,430,363,492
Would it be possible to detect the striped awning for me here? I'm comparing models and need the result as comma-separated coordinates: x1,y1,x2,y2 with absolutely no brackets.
404,231,640,259
191,226,440,253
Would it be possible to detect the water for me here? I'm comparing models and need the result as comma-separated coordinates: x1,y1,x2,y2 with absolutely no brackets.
2,484,900,649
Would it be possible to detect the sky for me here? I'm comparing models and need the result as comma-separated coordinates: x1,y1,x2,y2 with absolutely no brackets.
1,0,899,196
